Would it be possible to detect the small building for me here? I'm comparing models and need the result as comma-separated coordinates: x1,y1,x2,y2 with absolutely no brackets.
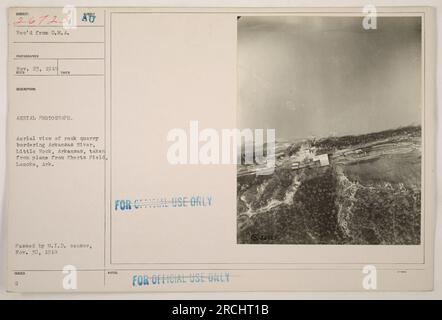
313,154,330,166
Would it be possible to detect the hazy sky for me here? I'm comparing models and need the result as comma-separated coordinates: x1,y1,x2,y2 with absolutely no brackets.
238,16,422,140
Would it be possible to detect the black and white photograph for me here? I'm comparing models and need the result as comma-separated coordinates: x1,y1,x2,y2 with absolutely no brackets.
237,16,422,245
2,3,439,297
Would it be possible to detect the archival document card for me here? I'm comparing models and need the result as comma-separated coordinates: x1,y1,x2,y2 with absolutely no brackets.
6,7,436,292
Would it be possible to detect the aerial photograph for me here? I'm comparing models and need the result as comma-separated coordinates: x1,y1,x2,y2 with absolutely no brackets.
237,16,422,245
